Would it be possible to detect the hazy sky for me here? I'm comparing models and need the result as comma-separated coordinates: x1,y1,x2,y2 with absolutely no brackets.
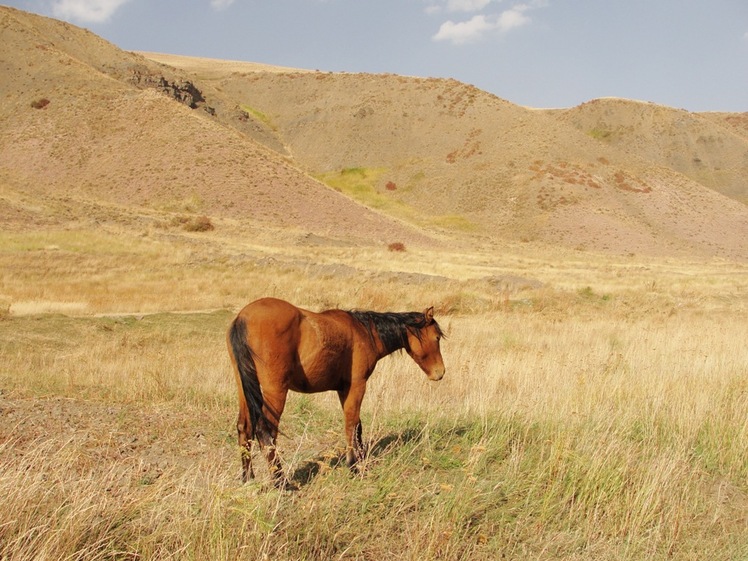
7,0,748,112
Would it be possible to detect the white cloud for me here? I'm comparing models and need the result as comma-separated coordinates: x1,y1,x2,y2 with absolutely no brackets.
433,4,532,44
432,1,544,45
433,15,494,44
496,4,531,31
50,0,132,23
210,0,236,9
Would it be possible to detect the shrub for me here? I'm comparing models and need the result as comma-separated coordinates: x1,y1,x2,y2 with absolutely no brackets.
31,98,50,109
180,215,214,232
388,242,406,252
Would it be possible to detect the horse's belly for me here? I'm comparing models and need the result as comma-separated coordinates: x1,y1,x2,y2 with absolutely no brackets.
288,367,341,393
292,314,352,393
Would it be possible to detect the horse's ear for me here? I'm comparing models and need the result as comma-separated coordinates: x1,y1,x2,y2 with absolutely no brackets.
424,307,434,323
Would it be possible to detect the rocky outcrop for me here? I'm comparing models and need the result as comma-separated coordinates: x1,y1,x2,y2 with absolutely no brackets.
129,70,215,114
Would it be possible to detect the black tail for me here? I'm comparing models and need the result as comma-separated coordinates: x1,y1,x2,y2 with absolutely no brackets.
229,317,276,441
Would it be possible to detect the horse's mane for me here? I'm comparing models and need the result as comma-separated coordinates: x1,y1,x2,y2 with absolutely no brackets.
347,310,443,354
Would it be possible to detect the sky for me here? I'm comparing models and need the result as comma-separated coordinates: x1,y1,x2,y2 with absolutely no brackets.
6,0,748,112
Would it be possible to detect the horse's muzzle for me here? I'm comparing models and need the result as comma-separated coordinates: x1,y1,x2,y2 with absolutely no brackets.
428,366,445,381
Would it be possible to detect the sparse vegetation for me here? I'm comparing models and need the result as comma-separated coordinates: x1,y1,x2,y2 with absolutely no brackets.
613,170,652,193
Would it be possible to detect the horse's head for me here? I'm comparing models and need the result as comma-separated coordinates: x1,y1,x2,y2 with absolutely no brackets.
407,307,446,381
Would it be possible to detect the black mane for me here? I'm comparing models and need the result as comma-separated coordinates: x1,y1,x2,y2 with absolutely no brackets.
347,310,443,355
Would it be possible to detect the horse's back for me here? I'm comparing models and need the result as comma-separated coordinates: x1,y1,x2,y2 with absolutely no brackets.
239,297,299,318
236,297,303,334
236,297,349,349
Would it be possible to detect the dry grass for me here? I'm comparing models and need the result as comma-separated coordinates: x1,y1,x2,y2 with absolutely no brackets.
1,226,747,560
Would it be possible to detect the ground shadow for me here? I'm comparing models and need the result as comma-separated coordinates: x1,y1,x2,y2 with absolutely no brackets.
290,452,345,487
289,425,425,487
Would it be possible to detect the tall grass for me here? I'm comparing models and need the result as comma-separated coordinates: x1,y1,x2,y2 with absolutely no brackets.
1,227,747,559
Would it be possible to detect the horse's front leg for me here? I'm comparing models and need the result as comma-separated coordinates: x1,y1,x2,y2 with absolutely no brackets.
338,384,366,472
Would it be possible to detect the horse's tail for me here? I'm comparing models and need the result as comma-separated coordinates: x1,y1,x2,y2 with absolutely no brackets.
228,316,275,441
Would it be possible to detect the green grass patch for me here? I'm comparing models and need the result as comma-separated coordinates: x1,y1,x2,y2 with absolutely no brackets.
315,167,389,209
587,128,613,141
423,213,477,232
315,167,477,232
240,104,275,129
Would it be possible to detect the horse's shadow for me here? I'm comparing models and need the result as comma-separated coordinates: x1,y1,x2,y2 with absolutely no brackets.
290,426,423,487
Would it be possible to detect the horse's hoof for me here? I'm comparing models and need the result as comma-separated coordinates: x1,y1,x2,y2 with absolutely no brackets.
276,479,299,492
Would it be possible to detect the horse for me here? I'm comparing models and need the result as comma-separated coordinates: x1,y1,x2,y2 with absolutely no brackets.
226,297,446,489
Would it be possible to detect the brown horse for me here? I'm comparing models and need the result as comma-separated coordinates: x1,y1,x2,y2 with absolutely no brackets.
227,297,445,489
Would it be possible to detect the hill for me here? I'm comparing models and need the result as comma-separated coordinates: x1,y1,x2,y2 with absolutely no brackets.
0,6,433,247
555,98,748,204
1,6,747,258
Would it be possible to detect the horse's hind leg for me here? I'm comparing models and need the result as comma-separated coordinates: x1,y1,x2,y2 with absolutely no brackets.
256,388,295,490
237,405,254,482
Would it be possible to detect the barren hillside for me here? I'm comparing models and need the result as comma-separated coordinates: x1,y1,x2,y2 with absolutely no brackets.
0,6,435,247
554,98,748,204
2,6,747,258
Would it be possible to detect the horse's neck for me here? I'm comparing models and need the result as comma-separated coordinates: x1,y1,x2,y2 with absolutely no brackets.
369,325,408,361
347,310,409,361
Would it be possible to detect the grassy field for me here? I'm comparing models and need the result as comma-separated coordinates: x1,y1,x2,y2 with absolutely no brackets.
1,225,747,560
